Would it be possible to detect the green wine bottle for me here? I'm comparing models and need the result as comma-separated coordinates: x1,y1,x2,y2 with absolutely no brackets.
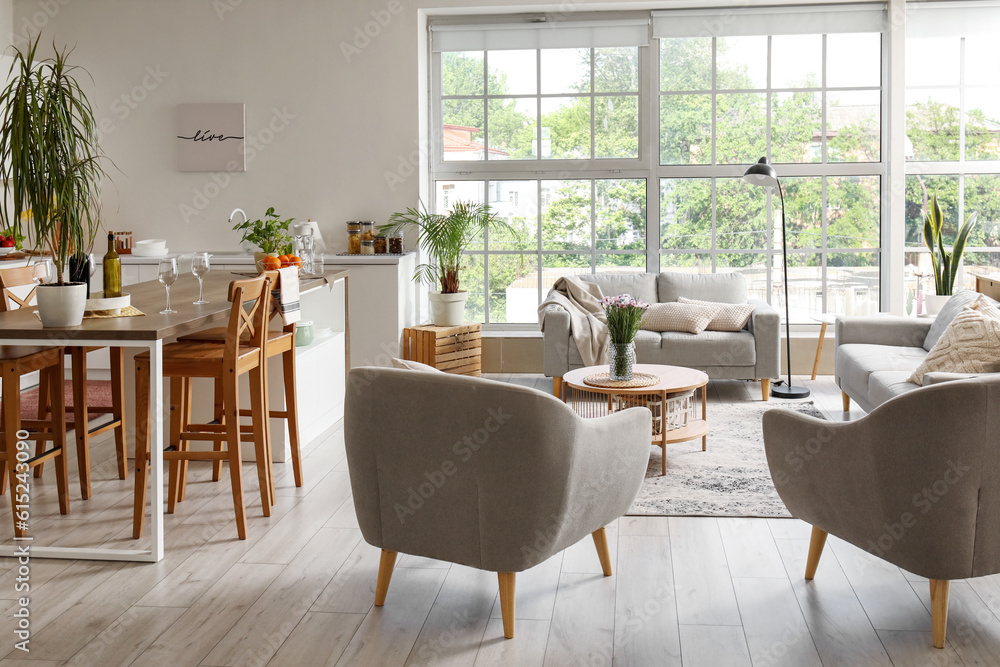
102,232,121,298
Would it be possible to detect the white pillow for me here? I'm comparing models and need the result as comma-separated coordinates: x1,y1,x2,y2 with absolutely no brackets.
641,302,720,334
677,297,755,332
391,358,444,373
908,295,1000,385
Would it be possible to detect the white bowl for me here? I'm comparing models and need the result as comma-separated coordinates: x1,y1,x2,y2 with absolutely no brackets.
132,246,169,257
134,238,167,252
0,247,12,256
85,291,130,316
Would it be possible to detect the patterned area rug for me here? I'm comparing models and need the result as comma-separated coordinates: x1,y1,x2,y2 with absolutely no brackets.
627,401,826,518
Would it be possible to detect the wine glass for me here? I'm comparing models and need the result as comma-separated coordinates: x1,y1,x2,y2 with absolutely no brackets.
158,257,178,314
31,258,56,285
191,252,210,304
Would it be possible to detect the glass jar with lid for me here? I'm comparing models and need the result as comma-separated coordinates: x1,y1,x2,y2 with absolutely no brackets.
347,229,362,254
388,233,404,254
360,239,375,255
346,221,361,233
360,221,375,241
373,235,387,254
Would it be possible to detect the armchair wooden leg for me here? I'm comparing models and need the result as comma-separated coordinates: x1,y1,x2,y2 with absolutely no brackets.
930,579,950,649
498,572,516,639
553,376,563,398
842,391,851,412
761,378,770,401
805,526,828,580
374,549,397,607
592,527,613,576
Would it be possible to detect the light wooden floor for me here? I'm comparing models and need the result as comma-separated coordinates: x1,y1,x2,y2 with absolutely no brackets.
0,374,997,666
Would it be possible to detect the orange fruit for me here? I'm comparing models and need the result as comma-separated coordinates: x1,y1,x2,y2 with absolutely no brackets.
287,255,302,269
261,256,280,271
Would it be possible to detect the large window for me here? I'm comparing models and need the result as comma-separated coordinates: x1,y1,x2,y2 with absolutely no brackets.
431,8,886,326
904,2,1000,310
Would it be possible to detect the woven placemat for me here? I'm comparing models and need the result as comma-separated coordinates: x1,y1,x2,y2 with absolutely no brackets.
34,305,146,320
583,372,660,389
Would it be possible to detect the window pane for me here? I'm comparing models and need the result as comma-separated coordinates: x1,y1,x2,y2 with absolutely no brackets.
490,253,538,323
965,174,1000,255
488,50,536,95
660,94,712,165
442,51,484,96
462,254,486,323
487,97,536,159
595,95,638,159
716,255,768,300
771,91,822,164
660,37,712,91
438,181,485,250
541,97,590,159
661,178,711,250
443,100,485,162
660,253,712,272
828,253,879,316
595,47,638,93
541,180,590,251
597,254,645,272
488,180,536,251
718,36,767,89
596,179,645,250
716,93,766,164
717,178,766,250
541,48,590,94
771,35,822,89
966,36,1000,86
778,177,822,250
827,90,881,162
904,174,958,248
827,33,881,88
965,88,1000,161
905,37,960,87
906,89,961,161
772,253,822,322
541,255,592,295
827,176,881,249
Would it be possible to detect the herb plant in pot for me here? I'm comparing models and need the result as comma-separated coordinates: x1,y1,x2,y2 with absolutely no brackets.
923,194,978,315
381,201,521,326
232,206,294,268
0,38,108,327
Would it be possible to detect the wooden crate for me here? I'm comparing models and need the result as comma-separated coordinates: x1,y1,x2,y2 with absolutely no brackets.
402,323,481,376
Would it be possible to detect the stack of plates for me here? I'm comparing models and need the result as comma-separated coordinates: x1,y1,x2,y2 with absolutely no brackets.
133,239,168,257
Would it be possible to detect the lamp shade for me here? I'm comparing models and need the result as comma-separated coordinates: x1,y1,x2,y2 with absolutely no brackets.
743,157,778,188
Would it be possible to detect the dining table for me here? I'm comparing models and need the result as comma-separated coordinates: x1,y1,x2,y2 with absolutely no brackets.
0,268,349,562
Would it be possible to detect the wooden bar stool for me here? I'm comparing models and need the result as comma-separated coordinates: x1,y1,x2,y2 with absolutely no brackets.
0,266,127,499
132,274,274,541
178,269,302,488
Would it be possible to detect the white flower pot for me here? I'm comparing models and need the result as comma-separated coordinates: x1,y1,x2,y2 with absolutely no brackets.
36,283,88,327
924,293,950,316
429,291,468,326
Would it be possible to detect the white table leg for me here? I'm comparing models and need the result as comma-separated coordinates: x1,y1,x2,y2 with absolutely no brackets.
149,339,164,562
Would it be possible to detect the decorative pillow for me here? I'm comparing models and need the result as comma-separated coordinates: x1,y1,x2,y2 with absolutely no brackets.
908,295,1000,385
677,297,755,332
641,302,720,334
391,358,444,373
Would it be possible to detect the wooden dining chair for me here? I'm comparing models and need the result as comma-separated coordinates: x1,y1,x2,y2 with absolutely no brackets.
177,269,302,489
0,265,127,500
132,274,274,541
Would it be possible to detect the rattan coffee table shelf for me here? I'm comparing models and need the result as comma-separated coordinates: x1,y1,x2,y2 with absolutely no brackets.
561,364,709,476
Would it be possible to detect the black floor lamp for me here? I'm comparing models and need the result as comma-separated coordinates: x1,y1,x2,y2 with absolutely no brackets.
743,157,810,399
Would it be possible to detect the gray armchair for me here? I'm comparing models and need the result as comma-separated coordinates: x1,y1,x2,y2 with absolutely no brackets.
762,376,1000,649
344,367,652,639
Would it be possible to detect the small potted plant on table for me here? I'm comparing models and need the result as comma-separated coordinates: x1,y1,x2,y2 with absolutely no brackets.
601,294,649,381
233,206,295,269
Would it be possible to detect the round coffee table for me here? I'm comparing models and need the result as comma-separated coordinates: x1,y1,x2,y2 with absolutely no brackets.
561,364,709,476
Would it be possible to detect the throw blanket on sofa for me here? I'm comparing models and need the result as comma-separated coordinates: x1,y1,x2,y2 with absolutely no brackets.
538,276,609,366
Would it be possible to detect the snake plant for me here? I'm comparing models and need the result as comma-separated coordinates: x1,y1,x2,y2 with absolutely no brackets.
923,194,978,297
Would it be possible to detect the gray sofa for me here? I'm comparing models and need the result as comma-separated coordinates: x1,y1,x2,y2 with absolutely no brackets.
540,272,780,400
836,290,1000,413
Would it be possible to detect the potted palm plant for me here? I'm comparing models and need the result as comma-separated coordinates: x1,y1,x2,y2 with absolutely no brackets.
923,194,978,314
0,38,109,327
381,201,521,326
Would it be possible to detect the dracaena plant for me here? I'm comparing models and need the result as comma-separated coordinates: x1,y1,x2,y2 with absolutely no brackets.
0,37,109,281
380,201,522,293
923,194,978,297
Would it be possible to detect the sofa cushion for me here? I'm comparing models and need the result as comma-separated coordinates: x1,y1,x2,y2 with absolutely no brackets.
868,371,922,407
836,343,928,398
678,297,755,331
391,358,444,373
660,330,756,367
909,295,1000,385
578,273,657,308
923,290,1000,351
657,272,747,304
641,302,720,334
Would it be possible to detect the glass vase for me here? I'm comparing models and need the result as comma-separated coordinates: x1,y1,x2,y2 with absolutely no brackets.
608,341,636,381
